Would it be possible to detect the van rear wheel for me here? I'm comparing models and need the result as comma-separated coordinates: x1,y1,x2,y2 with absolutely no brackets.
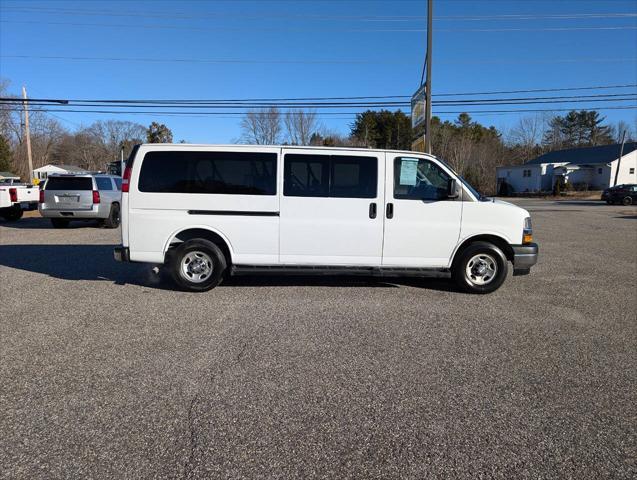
169,239,227,292
452,241,508,294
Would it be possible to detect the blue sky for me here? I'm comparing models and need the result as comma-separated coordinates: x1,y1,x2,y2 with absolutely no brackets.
0,0,636,143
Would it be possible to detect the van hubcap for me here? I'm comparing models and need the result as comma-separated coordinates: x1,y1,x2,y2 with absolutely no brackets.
466,254,498,286
181,251,213,283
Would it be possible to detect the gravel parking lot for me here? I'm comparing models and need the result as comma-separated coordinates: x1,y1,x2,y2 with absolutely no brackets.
1,199,635,479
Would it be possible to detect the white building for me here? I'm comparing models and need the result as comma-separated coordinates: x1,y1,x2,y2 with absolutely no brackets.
33,164,88,182
0,171,20,181
496,142,637,194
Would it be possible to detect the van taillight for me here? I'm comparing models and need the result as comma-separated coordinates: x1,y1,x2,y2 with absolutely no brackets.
122,165,132,193
39,190,44,203
9,188,17,202
92,190,101,204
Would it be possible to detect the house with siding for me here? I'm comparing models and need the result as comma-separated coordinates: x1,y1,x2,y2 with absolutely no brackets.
33,164,88,182
496,142,637,194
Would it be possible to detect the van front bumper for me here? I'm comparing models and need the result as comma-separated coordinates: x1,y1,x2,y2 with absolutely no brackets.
512,243,539,276
113,246,130,262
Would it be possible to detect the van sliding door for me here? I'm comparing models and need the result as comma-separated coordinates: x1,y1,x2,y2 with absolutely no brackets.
279,149,385,266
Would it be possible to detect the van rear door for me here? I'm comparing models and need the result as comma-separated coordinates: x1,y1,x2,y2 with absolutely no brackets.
44,176,94,210
279,148,385,265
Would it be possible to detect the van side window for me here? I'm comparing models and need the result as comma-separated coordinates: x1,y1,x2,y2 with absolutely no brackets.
284,154,329,197
96,177,113,191
394,157,450,201
330,155,377,198
284,154,377,198
138,151,277,195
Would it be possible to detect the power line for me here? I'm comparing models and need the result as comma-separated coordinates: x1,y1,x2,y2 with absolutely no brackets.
3,105,636,117
2,94,635,109
2,20,636,33
2,6,636,21
3,54,635,66
1,85,635,105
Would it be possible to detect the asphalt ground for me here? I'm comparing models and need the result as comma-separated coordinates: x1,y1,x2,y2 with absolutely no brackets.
1,199,635,479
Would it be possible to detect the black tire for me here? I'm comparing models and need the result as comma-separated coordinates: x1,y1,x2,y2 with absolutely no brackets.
51,218,69,228
622,196,633,206
2,205,23,221
452,241,509,294
169,239,227,292
606,199,614,205
104,203,120,229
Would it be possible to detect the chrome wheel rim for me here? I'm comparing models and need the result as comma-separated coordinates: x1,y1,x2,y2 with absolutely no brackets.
180,251,213,283
466,253,498,286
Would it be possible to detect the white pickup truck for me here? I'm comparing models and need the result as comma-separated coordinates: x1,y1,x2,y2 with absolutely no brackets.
0,184,39,221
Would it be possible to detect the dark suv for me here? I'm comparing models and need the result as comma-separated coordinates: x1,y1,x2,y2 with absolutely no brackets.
602,184,637,205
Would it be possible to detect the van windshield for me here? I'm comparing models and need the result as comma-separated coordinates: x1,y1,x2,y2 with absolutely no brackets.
45,177,93,190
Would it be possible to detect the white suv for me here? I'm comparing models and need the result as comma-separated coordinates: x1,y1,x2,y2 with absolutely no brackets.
39,174,122,228
114,144,538,293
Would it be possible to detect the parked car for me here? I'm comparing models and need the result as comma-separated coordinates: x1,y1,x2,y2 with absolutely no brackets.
39,174,122,228
602,184,636,205
114,144,538,294
0,184,39,221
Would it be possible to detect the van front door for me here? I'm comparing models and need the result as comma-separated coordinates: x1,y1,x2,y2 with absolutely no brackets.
279,149,384,265
382,154,462,267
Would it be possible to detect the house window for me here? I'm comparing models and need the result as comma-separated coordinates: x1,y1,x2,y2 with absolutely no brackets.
598,168,603,174
522,169,532,177
630,168,635,175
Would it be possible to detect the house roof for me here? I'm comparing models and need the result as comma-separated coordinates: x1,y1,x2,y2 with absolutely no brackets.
526,142,637,166
34,164,88,173
0,171,20,178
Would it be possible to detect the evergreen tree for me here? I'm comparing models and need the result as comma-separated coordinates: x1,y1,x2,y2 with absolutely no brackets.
350,110,412,150
146,122,173,143
543,110,613,148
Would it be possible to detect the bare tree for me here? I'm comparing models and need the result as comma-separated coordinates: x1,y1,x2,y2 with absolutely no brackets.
239,107,282,145
612,120,636,143
284,109,319,145
507,114,548,163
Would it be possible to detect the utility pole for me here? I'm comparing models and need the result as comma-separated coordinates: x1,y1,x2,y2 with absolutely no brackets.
22,86,33,182
424,0,433,154
613,129,626,187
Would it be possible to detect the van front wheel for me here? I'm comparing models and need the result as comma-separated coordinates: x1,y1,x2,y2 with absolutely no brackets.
452,241,508,294
169,239,227,292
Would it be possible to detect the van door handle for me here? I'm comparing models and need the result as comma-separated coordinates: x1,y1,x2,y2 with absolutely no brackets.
369,202,377,219
386,203,394,219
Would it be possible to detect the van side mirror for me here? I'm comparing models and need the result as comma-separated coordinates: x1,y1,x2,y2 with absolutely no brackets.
447,179,459,199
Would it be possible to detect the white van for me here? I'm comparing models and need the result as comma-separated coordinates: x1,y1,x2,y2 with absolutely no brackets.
114,144,538,293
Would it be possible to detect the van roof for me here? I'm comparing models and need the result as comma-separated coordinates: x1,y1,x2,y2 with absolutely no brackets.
136,143,436,157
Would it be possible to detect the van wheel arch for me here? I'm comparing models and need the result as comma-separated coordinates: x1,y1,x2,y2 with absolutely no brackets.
166,228,232,267
452,235,514,268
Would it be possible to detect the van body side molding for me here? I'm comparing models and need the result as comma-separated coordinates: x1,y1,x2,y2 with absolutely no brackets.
188,210,279,217
232,265,450,278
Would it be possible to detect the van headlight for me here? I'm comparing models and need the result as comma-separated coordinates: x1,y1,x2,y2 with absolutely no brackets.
523,217,533,244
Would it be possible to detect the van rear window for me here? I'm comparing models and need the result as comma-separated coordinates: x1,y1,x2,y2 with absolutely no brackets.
45,177,93,191
138,151,277,195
